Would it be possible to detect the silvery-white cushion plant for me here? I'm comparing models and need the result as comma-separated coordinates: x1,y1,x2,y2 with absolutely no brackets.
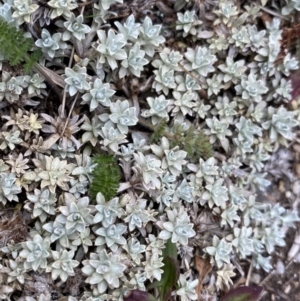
0,0,299,300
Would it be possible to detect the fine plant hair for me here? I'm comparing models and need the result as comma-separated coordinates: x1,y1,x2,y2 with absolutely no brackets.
0,18,42,73
89,154,120,202
150,118,214,161
169,123,214,161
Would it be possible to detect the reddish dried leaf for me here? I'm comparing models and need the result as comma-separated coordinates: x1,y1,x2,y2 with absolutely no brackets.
123,290,157,301
0,212,27,247
195,255,212,297
290,71,300,100
219,286,263,301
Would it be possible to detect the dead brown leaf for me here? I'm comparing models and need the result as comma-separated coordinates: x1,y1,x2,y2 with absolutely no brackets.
35,64,65,88
195,255,212,299
41,133,61,150
0,211,28,247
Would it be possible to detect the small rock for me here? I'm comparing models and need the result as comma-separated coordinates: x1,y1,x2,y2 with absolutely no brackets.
295,164,300,177
279,180,285,192
288,234,300,259
276,260,285,275
251,273,261,284
284,284,291,294
295,252,300,263
285,191,292,198
292,180,300,195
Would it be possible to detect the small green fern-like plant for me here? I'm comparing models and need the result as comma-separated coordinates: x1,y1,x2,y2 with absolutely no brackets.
89,154,120,203
169,123,214,162
0,19,42,73
144,117,213,162
150,118,168,144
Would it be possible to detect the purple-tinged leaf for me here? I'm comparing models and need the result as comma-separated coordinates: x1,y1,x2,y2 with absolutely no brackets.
220,286,263,301
123,290,157,301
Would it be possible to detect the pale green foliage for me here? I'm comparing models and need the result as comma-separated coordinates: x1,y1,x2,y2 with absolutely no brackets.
12,0,38,25
47,0,78,19
0,71,26,103
93,29,127,70
133,152,163,189
123,238,146,265
82,250,126,294
7,258,28,285
43,220,78,248
100,121,128,152
0,1,15,24
114,14,140,41
243,195,267,227
0,172,21,204
247,25,266,49
216,264,236,290
95,223,127,252
72,153,97,183
93,193,124,227
0,0,300,298
120,42,149,78
218,57,247,83
174,179,194,203
195,157,219,183
151,137,187,176
141,95,171,125
176,73,201,91
253,253,272,272
60,13,91,41
81,115,103,146
49,249,79,281
212,95,237,124
144,252,164,281
205,116,232,143
19,234,51,271
71,227,93,253
152,48,183,71
35,29,67,58
158,207,195,245
124,197,155,231
34,155,74,193
235,73,268,102
56,193,94,233
206,74,223,97
205,235,232,268
220,205,240,227
214,1,239,26
153,66,176,95
26,74,47,95
176,10,202,37
184,46,217,76
236,116,262,142
176,274,199,301
172,90,196,116
109,99,138,134
230,26,250,49
262,106,298,143
202,178,229,209
64,65,91,96
228,227,254,259
0,130,23,150
26,189,57,222
282,0,300,15
138,16,165,56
